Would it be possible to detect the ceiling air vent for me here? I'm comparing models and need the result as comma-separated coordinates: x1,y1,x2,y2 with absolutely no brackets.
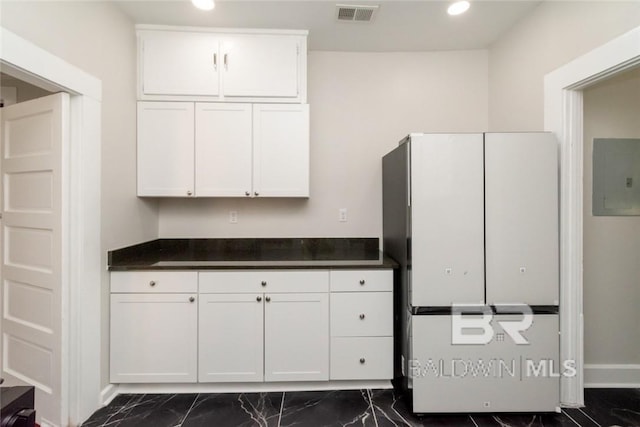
336,4,379,22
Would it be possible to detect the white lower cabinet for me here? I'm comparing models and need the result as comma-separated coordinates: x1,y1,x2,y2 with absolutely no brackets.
198,293,264,382
110,293,198,383
110,268,392,385
329,270,394,380
264,293,329,381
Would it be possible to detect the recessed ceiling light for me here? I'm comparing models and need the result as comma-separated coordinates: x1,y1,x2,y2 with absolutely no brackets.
448,0,470,16
192,0,215,11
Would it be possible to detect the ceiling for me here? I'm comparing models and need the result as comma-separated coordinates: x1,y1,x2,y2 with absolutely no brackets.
114,0,542,51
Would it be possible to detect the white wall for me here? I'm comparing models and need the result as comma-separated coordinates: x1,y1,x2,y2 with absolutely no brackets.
489,1,640,131
158,50,489,238
0,1,159,390
583,68,640,375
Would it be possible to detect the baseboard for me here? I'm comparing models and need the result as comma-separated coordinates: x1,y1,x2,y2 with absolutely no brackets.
100,384,119,405
584,364,640,388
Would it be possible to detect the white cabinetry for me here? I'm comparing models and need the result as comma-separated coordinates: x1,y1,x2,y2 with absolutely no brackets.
137,102,195,197
110,272,198,383
138,28,306,103
198,270,329,382
329,270,393,380
137,102,309,197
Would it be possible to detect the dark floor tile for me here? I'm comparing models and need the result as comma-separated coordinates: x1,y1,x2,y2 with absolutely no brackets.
370,388,476,426
471,412,579,427
279,389,375,427
581,388,640,427
101,393,198,427
563,408,599,426
181,392,282,427
81,394,139,426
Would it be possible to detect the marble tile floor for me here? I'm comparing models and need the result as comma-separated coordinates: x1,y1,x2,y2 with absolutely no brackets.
81,388,640,427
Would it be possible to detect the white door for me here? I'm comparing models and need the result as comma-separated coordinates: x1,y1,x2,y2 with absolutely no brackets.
264,293,328,381
198,293,264,382
141,31,220,96
0,93,69,427
410,134,485,307
137,102,195,197
110,293,198,383
221,35,300,98
252,104,309,197
485,132,559,305
195,103,252,197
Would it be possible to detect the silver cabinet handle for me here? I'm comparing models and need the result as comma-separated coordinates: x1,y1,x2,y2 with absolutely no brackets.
254,192,259,196
189,296,195,303
359,358,366,364
256,296,262,302
359,313,365,320
265,296,271,302
359,279,365,285
245,191,250,196
261,281,267,287
187,190,193,196
213,53,217,70
149,281,156,287
224,53,228,70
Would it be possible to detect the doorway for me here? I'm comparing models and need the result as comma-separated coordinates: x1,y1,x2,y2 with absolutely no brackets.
1,26,102,426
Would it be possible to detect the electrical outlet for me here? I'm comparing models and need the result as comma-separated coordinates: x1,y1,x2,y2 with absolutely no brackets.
229,211,238,224
338,208,347,222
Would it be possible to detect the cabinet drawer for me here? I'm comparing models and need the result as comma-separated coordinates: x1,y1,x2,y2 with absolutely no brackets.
111,271,197,293
330,270,392,292
330,337,393,380
199,270,328,293
330,292,392,337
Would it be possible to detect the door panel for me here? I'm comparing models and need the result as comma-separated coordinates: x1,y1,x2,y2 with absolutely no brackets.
221,35,299,98
1,93,68,427
195,103,252,196
410,134,485,307
485,133,559,305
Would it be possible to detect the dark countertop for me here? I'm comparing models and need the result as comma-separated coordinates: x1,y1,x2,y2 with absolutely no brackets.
108,238,399,271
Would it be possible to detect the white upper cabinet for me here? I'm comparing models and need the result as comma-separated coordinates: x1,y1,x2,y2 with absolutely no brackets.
137,102,195,197
141,31,220,96
195,103,253,197
137,27,307,103
221,35,300,98
253,104,310,197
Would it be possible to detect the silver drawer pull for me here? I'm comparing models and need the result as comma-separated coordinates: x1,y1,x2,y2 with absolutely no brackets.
359,279,365,285
149,281,156,287
359,358,366,364
256,296,262,302
261,281,267,287
359,313,365,320
189,296,195,303
265,296,271,302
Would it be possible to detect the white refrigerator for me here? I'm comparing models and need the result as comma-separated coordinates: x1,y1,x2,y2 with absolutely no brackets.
383,132,560,413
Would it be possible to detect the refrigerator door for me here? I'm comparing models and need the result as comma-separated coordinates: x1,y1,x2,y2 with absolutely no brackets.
485,133,559,305
410,134,485,307
411,313,560,413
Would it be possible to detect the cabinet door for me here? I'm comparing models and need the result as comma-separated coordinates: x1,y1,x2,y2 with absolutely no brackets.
485,133,559,305
252,104,309,197
410,134,485,306
137,102,195,197
195,103,252,196
221,35,300,98
199,293,264,382
110,293,197,383
264,293,328,381
140,31,220,96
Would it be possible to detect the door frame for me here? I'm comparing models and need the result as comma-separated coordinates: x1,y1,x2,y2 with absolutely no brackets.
1,27,102,425
544,25,640,407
